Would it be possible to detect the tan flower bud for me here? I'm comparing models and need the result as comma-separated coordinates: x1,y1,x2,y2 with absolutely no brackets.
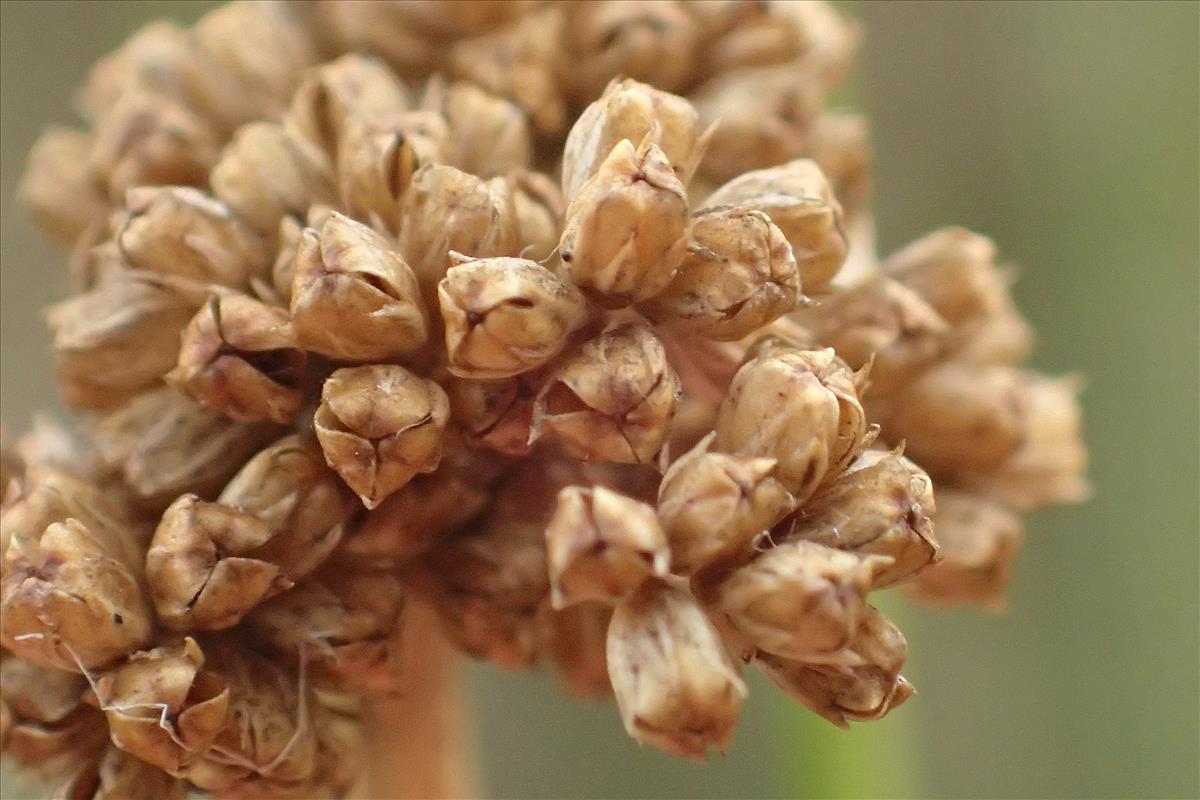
95,637,230,775
908,490,1024,609
702,159,847,291
562,78,711,202
716,347,869,502
18,127,108,245
210,122,335,239
807,112,872,221
46,272,204,410
558,138,689,307
398,164,521,301
116,187,268,290
447,373,542,456
145,495,292,631
540,601,613,698
696,0,860,79
439,256,588,379
439,81,533,179
314,2,440,79
758,606,913,728
290,212,428,361
0,465,124,558
168,293,306,425
89,745,189,800
218,435,352,581
642,206,802,340
716,540,889,663
546,486,670,608
510,169,565,262
657,434,795,575
1,657,106,767
314,365,449,509
607,580,746,759
284,53,410,156
533,323,681,464
367,0,533,38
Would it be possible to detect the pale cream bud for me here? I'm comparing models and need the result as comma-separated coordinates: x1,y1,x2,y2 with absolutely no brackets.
510,169,565,262
284,53,410,156
440,81,532,179
18,127,108,245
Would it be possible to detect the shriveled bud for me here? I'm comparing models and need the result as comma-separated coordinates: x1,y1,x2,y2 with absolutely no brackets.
758,606,913,728
702,159,847,291
558,138,689,307
533,323,681,464
716,347,869,502
18,127,108,244
290,212,428,361
642,206,801,340
541,601,613,698
218,435,351,581
439,256,588,379
716,540,889,663
565,78,711,201
607,580,746,759
168,293,306,424
46,272,204,410
908,490,1024,609
89,745,189,800
440,82,532,178
510,169,565,261
145,495,292,631
95,637,229,774
447,373,542,456
546,486,669,608
284,53,410,156
657,434,795,575
314,365,449,509
116,187,267,289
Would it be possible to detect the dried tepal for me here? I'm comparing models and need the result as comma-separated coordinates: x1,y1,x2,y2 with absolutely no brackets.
4,1,1087,797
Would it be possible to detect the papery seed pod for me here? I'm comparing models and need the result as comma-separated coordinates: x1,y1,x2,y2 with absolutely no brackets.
371,0,534,38
314,365,450,509
218,435,352,581
657,433,795,575
908,490,1024,609
12,415,101,485
565,0,700,102
290,212,428,361
558,138,689,307
788,448,938,587
607,580,746,760
757,606,913,728
313,1,441,79
702,159,847,291
439,256,588,379
284,53,410,156
88,745,190,800
447,372,542,456
45,272,205,410
697,0,860,80
145,495,292,631
642,206,802,340
716,347,869,502
398,164,521,302
168,293,306,425
0,654,101,768
561,78,711,202
115,187,268,290
806,112,872,221
95,637,230,775
532,323,681,464
716,540,889,663
540,601,613,698
546,486,670,608
0,465,124,557
437,81,533,179
510,169,565,262
18,127,108,245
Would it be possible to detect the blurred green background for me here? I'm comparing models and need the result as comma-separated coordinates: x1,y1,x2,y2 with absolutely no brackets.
1,2,1196,798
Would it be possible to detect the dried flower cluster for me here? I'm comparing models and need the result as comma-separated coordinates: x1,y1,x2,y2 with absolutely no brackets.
4,1,1086,796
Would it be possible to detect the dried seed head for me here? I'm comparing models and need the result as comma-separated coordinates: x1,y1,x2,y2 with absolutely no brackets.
439,81,533,179
561,78,710,201
439,256,589,379
657,433,795,575
716,347,869,502
217,435,351,581
447,373,542,456
908,490,1024,609
145,495,292,631
790,448,938,588
533,323,682,464
90,745,190,800
167,293,306,425
558,138,689,307
46,272,204,410
642,206,802,340
18,127,108,245
540,601,613,698
290,212,428,361
314,365,450,509
716,540,889,663
607,580,746,759
510,169,565,262
95,637,230,775
284,53,410,156
757,606,913,728
702,159,847,291
546,485,670,608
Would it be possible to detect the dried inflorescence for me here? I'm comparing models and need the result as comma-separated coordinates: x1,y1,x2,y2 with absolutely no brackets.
5,0,1086,793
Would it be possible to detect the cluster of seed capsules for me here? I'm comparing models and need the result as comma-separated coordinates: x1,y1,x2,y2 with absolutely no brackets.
2,1,1087,797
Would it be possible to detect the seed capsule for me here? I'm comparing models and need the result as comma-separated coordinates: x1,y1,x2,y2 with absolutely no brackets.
439,81,533,179
284,53,410,157
439,256,588,379
447,373,543,456
510,169,565,262
607,580,746,760
314,365,450,509
0,653,103,769
18,127,108,245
